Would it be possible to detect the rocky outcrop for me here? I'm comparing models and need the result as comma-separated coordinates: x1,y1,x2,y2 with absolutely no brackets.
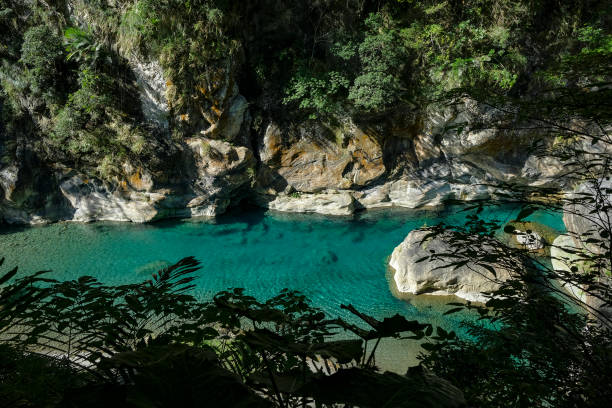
389,229,511,303
258,191,355,216
256,120,385,194
181,137,255,217
250,94,564,216
0,138,255,224
60,174,165,223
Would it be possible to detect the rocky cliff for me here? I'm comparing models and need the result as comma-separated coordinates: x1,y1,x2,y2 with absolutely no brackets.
0,73,563,224
0,1,573,224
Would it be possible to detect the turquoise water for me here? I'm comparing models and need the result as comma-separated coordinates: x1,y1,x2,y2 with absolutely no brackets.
0,205,563,321
0,205,564,369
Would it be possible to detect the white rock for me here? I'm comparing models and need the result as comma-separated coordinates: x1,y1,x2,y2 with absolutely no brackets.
264,191,355,216
130,57,169,130
355,184,393,209
551,234,611,319
551,234,589,303
389,229,511,303
0,165,19,201
388,179,452,208
59,175,163,223
515,230,545,250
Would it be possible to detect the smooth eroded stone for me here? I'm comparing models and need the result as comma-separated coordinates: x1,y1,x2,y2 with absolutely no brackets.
389,229,511,303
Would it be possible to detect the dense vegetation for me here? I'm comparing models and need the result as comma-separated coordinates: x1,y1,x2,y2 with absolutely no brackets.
1,0,610,177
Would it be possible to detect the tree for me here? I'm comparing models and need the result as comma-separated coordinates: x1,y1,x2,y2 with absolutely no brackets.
20,25,65,107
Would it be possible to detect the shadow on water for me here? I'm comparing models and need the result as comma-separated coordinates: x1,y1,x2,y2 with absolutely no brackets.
0,222,29,235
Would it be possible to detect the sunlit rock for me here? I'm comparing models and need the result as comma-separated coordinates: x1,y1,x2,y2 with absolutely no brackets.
389,229,511,303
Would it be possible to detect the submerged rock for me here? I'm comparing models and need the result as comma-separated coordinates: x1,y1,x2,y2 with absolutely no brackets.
134,260,172,276
320,250,339,264
389,229,511,303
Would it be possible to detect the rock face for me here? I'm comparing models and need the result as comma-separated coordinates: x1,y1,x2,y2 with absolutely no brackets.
250,94,563,216
389,229,511,303
0,55,570,224
551,234,611,319
59,174,164,223
551,234,591,303
0,138,255,224
552,180,612,319
131,57,170,131
181,137,256,217
563,178,612,254
257,120,385,194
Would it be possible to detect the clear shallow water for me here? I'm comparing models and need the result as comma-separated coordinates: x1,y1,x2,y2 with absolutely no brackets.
0,205,564,370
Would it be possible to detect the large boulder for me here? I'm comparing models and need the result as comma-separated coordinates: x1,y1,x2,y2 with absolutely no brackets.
389,229,511,303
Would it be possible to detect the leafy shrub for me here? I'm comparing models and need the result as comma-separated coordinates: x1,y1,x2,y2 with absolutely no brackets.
0,257,464,408
348,12,407,111
20,25,64,106
284,70,350,119
52,68,148,177
64,27,110,68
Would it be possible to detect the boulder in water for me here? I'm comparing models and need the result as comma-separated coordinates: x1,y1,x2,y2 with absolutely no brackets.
389,229,511,303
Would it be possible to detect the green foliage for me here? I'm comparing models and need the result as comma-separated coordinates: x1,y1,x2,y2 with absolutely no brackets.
2,0,609,144
0,257,465,408
64,27,110,68
52,68,113,153
119,0,238,123
348,12,407,111
422,290,612,406
399,0,531,96
52,68,147,177
284,69,349,119
0,343,77,407
279,0,602,116
20,24,64,106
